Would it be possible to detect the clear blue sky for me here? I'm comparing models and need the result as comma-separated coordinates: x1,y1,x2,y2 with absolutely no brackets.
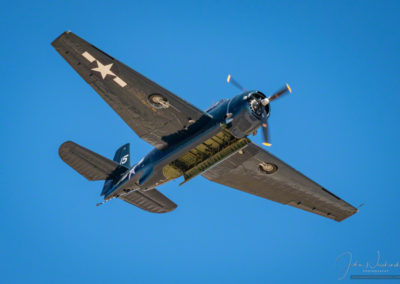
1,1,399,283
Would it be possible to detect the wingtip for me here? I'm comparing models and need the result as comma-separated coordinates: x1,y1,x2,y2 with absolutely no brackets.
51,30,73,47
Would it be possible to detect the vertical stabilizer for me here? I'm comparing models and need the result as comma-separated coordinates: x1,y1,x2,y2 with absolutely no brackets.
101,143,130,196
113,143,130,168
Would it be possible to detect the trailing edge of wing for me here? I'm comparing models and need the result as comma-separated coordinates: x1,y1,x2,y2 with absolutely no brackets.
59,141,126,181
119,188,177,213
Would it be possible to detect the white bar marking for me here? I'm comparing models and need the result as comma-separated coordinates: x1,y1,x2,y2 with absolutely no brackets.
82,51,95,63
113,77,127,87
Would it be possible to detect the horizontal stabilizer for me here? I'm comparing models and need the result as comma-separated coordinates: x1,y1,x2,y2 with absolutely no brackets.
59,141,127,181
119,189,177,213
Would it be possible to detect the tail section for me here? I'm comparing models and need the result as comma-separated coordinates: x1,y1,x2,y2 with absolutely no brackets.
59,141,126,181
113,143,130,168
60,141,177,213
101,143,130,196
119,188,177,213
59,141,130,196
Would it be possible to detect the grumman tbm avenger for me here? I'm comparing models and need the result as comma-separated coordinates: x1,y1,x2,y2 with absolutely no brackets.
53,31,357,221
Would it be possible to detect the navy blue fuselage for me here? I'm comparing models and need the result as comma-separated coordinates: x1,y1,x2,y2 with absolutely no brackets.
104,90,268,200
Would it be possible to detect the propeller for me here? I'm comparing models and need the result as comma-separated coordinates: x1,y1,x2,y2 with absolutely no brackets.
260,84,291,146
227,75,292,147
227,74,246,92
261,84,292,106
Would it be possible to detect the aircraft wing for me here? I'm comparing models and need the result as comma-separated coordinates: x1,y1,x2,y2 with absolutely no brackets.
52,31,210,149
202,142,357,221
119,189,177,213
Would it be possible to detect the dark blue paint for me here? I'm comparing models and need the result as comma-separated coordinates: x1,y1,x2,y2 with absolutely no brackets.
104,91,266,199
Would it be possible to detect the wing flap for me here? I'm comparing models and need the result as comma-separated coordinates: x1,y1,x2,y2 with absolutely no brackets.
59,141,123,181
119,189,177,213
202,142,357,221
52,31,210,149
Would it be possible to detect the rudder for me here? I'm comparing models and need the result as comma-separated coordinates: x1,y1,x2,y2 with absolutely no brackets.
101,143,130,196
113,143,130,168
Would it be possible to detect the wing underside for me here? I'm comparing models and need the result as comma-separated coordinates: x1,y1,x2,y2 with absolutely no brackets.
52,31,210,149
202,142,357,221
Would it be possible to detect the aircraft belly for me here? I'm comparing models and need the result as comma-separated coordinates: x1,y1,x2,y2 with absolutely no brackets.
161,126,249,185
141,123,225,188
108,124,246,196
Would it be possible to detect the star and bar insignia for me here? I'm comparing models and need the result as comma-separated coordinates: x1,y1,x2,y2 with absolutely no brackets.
82,51,127,87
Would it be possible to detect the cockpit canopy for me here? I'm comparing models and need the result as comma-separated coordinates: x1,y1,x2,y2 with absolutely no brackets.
205,99,228,112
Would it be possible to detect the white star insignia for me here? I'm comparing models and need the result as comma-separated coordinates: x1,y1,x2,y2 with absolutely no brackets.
91,61,116,79
82,51,127,87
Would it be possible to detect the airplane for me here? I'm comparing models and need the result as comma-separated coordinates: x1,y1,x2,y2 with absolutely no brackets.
52,31,357,222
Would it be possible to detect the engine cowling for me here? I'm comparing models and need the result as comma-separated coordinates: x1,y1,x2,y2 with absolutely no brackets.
228,91,270,138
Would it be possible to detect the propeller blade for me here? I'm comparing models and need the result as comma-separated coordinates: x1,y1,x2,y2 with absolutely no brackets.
261,108,271,146
261,125,271,147
267,83,291,102
227,74,246,92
